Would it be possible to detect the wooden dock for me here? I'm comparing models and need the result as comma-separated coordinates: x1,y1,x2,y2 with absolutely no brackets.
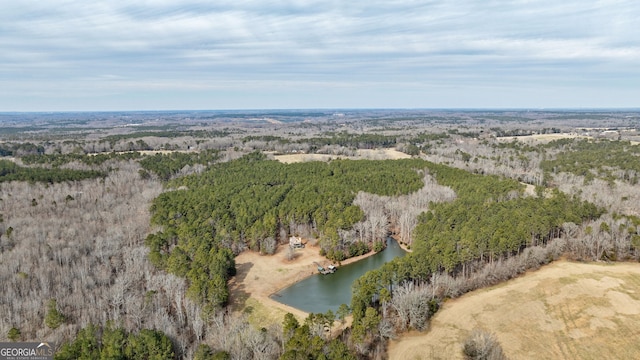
314,262,337,275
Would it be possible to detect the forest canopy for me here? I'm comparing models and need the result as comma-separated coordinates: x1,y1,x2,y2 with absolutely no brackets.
540,139,640,184
146,153,430,311
0,159,105,183
350,164,603,324
3,110,640,359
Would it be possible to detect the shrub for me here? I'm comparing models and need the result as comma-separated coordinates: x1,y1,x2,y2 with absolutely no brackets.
462,329,507,360
7,327,21,341
45,299,65,330
261,237,277,255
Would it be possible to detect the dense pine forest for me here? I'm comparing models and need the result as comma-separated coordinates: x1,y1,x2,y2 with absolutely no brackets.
1,110,640,359
146,155,428,312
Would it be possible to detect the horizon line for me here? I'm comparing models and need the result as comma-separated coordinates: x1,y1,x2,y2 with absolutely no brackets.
2,107,640,114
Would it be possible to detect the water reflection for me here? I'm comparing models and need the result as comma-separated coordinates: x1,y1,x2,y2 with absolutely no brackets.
271,238,406,314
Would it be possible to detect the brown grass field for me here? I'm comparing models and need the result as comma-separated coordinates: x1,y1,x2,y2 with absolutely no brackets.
273,149,411,163
388,260,640,360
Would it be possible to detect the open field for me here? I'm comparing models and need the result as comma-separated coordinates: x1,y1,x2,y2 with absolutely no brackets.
273,148,411,163
388,260,640,360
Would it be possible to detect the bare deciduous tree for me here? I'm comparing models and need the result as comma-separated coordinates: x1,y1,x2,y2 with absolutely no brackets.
352,172,456,246
462,328,507,360
0,161,209,357
386,282,436,332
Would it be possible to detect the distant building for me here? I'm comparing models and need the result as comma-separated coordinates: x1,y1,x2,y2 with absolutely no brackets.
289,236,304,248
599,130,620,140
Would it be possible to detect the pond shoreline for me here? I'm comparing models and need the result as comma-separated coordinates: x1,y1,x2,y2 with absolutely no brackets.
269,238,407,314
228,240,385,323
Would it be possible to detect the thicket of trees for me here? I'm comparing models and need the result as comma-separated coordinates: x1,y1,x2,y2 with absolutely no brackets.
412,189,600,272
139,150,221,180
242,135,291,145
20,152,143,167
0,142,45,156
0,162,208,358
55,323,174,360
540,139,640,185
280,312,357,360
304,132,398,149
0,159,105,183
99,130,231,147
16,150,222,182
424,137,546,186
401,131,450,155
350,173,457,247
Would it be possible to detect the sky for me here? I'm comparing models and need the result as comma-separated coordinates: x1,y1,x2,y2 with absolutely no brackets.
1,0,639,111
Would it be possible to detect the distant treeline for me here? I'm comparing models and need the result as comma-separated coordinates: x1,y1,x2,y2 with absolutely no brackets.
0,142,45,156
139,150,221,181
21,152,143,167
0,160,105,183
304,132,397,149
14,150,222,182
242,131,451,155
99,130,231,146
541,139,640,184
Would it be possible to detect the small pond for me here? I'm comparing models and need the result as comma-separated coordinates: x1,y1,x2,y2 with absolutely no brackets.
270,237,407,314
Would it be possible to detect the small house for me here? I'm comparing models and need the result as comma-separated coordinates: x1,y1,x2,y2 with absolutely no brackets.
289,236,305,248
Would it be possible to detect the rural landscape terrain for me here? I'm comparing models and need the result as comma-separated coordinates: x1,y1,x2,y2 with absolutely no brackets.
1,109,640,359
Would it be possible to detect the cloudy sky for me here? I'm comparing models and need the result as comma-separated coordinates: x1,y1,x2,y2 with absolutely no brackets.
1,1,639,111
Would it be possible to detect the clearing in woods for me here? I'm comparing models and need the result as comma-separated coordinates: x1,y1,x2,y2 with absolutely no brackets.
273,148,411,163
388,260,640,360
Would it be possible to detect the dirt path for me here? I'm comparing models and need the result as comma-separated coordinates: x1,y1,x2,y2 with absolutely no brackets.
229,242,379,326
388,260,640,360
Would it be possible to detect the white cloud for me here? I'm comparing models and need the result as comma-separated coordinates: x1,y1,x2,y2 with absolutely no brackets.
1,0,639,110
